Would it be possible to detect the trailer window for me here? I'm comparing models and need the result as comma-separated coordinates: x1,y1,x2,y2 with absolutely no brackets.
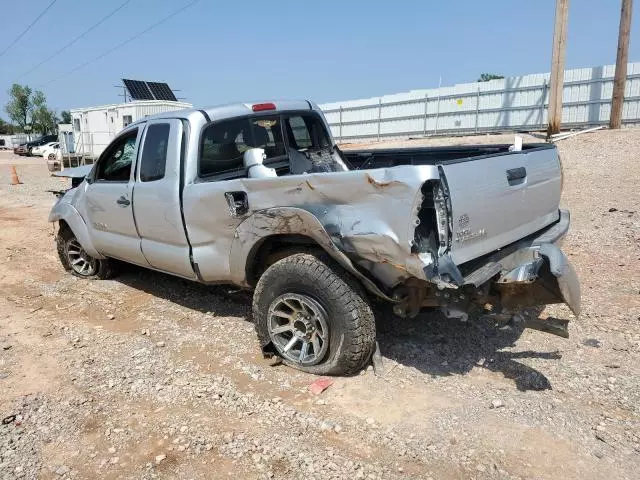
199,116,285,179
140,124,170,182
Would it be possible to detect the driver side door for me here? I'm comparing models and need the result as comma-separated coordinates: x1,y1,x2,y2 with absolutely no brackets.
79,127,149,266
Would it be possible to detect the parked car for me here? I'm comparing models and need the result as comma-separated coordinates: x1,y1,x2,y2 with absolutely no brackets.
25,134,58,156
14,143,27,155
41,142,61,158
49,100,580,375
32,141,59,157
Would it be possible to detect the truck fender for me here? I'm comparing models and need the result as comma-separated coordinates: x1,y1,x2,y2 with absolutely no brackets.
228,207,394,302
49,202,105,259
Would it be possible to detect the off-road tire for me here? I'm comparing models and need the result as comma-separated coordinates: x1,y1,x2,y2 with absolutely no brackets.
252,253,376,375
56,226,116,279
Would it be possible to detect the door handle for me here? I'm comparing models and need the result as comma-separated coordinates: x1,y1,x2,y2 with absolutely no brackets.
506,167,527,185
116,196,130,206
224,191,249,217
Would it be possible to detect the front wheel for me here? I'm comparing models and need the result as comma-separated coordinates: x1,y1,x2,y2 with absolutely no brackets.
56,226,116,279
252,253,376,375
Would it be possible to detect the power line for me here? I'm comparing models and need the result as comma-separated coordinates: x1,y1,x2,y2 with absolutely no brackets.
42,0,200,87
15,0,133,81
0,0,58,57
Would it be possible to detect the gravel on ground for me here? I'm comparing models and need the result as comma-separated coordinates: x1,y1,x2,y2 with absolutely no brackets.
0,128,639,479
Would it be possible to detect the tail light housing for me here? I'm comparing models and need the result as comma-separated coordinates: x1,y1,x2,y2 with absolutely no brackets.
252,103,276,112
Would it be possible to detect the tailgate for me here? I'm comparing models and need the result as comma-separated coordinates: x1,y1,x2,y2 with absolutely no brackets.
442,145,562,265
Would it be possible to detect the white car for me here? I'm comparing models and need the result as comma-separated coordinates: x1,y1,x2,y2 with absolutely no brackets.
40,142,60,158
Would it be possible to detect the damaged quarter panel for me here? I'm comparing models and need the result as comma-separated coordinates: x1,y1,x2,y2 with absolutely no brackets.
182,165,441,288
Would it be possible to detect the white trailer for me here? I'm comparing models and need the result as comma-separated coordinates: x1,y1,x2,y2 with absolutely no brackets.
70,100,192,158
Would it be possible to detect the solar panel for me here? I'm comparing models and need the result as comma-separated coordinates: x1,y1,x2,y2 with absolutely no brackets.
147,81,177,101
122,79,154,100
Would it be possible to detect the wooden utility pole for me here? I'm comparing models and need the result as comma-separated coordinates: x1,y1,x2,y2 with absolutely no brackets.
547,0,570,136
610,0,633,129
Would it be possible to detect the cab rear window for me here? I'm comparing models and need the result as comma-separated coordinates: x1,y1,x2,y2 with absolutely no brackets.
199,116,286,178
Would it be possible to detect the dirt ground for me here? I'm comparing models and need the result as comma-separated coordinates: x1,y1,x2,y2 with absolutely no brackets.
0,129,639,480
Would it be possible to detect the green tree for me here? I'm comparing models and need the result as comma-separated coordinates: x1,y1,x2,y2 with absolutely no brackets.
32,107,58,134
60,110,72,124
5,84,58,134
477,73,504,82
0,118,16,134
31,90,58,134
5,84,33,129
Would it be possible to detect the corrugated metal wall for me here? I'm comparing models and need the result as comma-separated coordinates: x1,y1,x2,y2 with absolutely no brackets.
320,63,640,142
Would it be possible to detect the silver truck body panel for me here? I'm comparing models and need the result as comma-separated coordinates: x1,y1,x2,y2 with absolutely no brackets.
48,192,105,259
132,118,195,278
182,165,438,285
443,148,562,264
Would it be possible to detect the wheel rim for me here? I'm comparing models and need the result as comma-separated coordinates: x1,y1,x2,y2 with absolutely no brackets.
267,293,329,366
66,239,97,276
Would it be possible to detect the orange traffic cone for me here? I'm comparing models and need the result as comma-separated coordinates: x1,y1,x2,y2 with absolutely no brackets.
9,165,22,185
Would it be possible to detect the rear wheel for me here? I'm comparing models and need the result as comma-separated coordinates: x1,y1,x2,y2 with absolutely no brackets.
56,226,116,279
252,253,376,375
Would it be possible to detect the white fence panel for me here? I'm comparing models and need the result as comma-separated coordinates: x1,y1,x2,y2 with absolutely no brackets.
320,63,640,142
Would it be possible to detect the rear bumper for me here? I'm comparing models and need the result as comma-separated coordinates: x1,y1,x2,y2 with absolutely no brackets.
460,209,580,317
461,209,571,286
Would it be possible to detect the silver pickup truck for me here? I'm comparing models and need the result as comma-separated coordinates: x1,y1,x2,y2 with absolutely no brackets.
49,100,580,375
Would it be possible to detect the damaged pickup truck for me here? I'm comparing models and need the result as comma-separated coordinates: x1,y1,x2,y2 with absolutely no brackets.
49,100,580,375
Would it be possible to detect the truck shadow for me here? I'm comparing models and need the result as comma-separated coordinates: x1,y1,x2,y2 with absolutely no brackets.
375,310,560,392
116,266,252,318
116,265,559,392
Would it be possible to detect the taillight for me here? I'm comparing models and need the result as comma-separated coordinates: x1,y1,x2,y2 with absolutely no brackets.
252,103,276,112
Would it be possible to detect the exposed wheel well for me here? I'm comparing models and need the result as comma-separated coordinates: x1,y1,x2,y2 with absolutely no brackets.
246,234,324,287
57,219,71,234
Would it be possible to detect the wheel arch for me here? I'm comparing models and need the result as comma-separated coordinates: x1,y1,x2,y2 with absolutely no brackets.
50,202,105,259
228,207,393,301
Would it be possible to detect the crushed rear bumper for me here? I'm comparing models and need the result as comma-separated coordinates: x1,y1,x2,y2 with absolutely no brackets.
461,209,581,318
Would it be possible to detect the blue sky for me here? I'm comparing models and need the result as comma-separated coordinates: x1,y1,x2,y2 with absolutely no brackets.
1,0,638,114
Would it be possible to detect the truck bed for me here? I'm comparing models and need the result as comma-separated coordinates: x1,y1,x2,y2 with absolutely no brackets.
342,143,553,169
343,142,563,266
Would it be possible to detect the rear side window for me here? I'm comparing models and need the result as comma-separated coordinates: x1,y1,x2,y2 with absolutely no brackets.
199,116,285,178
96,129,138,182
140,124,170,182
284,115,331,151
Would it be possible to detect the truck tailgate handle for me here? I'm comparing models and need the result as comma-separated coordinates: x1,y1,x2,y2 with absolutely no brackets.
506,167,527,184
225,191,249,217
116,195,130,206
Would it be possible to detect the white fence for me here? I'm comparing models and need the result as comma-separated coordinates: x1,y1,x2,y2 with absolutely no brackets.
319,63,640,142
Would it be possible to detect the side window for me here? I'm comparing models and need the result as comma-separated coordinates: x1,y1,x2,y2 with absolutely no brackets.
95,130,138,182
140,124,170,182
199,116,285,179
287,116,312,149
200,118,251,178
284,115,331,150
